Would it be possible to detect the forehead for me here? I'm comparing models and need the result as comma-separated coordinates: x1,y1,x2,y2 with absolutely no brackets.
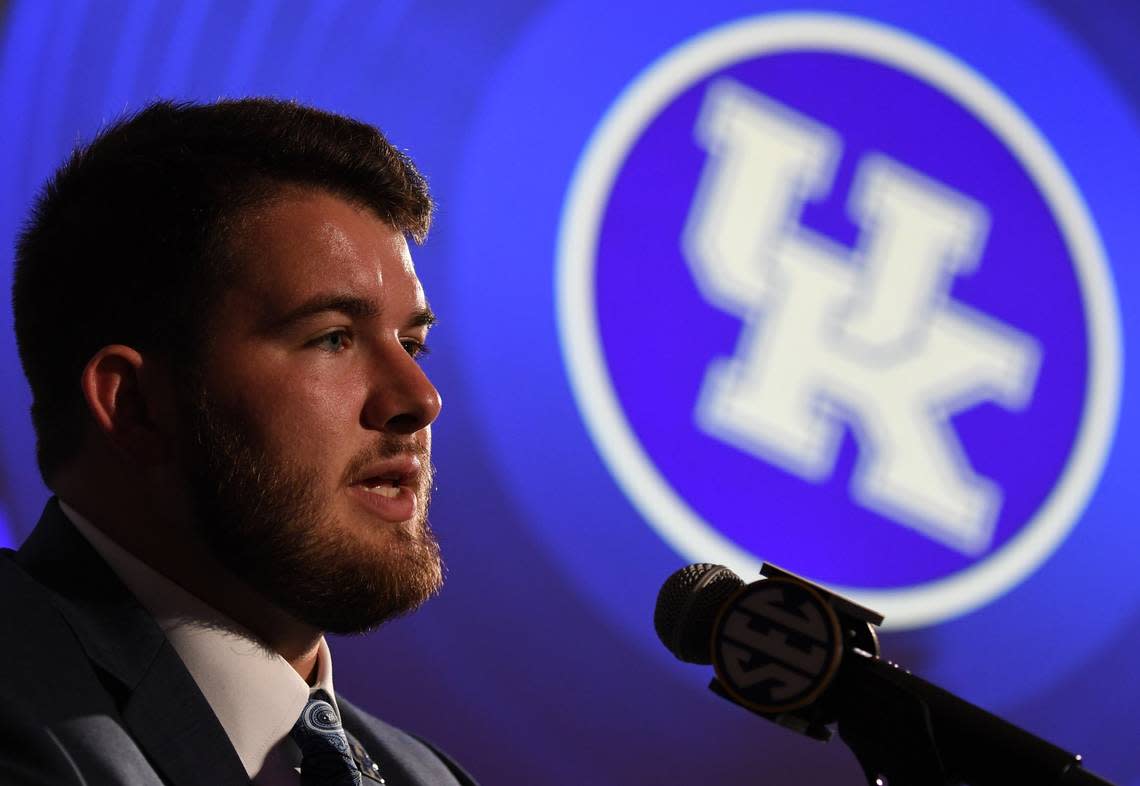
225,189,424,314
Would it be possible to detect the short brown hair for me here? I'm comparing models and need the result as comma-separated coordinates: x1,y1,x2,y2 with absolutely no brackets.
13,98,434,483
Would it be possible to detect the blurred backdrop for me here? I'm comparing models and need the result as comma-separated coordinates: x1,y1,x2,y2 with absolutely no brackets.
2,1,1138,784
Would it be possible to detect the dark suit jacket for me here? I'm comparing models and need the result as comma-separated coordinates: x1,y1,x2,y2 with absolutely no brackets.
0,500,477,786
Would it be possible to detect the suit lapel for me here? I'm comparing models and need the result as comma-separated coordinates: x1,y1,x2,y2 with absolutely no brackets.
338,696,476,786
122,638,251,786
16,500,250,786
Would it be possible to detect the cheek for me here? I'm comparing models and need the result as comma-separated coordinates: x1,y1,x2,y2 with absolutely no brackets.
236,366,370,459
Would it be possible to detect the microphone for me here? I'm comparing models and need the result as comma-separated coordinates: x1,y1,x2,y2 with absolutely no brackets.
655,562,1115,786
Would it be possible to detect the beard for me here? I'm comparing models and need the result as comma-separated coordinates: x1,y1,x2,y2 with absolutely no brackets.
178,386,443,636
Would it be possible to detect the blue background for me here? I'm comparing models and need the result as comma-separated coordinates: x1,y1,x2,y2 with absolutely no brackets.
2,1,1138,784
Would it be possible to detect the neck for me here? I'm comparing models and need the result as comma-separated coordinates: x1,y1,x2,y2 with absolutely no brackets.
288,639,322,685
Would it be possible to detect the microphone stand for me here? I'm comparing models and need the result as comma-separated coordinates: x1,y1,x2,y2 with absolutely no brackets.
708,565,1116,786
833,651,1112,786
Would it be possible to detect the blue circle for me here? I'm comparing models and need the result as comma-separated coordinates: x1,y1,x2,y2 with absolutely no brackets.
595,46,1089,589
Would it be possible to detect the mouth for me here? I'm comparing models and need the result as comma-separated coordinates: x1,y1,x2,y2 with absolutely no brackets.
358,476,404,499
346,457,422,523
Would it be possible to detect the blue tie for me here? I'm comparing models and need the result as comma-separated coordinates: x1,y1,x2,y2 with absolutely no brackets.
291,691,364,786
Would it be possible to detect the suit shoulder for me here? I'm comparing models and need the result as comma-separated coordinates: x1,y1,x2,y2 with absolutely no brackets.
0,550,78,674
0,551,115,718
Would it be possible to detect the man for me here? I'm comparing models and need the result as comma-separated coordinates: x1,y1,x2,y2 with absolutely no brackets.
0,99,477,785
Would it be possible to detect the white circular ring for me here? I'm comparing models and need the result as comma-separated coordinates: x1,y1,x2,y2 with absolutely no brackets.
556,12,1122,629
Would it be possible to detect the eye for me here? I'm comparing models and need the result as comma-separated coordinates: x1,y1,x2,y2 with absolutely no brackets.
401,338,430,359
310,329,352,353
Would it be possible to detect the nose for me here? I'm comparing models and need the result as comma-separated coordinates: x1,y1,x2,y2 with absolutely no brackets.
363,344,442,434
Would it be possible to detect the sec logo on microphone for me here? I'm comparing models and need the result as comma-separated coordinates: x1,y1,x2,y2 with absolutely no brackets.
557,13,1120,629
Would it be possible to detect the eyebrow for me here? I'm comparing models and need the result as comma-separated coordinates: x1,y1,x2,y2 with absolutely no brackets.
266,294,437,332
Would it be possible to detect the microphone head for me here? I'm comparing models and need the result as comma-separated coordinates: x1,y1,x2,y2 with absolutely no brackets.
655,563,745,664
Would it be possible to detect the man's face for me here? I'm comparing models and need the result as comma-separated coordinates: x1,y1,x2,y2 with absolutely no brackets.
179,189,443,635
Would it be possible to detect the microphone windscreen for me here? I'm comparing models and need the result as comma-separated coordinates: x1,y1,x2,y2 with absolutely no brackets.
655,564,745,664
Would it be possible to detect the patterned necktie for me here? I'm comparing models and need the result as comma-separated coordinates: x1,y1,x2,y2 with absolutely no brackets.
291,691,363,786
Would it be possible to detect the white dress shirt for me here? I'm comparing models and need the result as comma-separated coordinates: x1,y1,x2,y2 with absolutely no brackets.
59,500,337,785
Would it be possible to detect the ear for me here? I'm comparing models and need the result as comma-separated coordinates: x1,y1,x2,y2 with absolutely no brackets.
80,345,177,465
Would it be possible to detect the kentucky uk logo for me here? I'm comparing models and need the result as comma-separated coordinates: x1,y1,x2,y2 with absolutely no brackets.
685,79,1040,557
557,14,1120,627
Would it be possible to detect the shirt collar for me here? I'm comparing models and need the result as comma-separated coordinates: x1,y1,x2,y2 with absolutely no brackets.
58,499,335,779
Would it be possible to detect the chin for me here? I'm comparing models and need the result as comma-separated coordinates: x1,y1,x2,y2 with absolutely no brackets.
274,512,445,635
